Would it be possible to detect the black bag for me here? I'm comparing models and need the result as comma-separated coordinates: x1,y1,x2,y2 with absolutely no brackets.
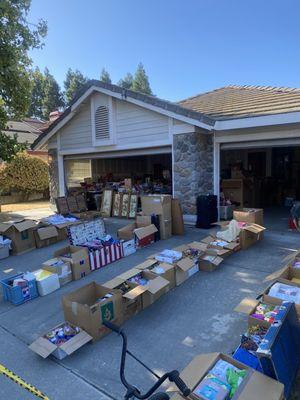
196,195,218,229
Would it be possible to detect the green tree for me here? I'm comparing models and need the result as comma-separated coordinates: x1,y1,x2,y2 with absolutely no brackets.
27,67,45,119
42,68,64,118
64,68,88,104
118,72,133,90
0,0,47,130
0,133,27,162
132,63,152,95
100,68,111,83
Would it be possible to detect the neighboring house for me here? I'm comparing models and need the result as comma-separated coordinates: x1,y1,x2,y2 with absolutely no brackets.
32,81,300,220
2,118,49,162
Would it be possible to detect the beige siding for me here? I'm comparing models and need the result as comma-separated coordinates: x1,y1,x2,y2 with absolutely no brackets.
60,103,92,150
115,100,169,145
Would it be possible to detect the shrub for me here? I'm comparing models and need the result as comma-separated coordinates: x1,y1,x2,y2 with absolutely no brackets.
0,153,49,194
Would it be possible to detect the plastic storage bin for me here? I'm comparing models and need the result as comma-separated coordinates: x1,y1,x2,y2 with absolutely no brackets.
1,273,38,305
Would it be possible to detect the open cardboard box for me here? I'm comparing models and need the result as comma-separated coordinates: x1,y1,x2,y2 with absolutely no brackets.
234,297,285,329
174,257,199,286
201,235,239,255
54,245,91,281
62,281,123,341
29,322,92,359
199,253,224,272
118,268,170,309
167,352,284,400
42,258,72,286
239,224,266,249
233,208,264,226
136,259,176,289
118,223,158,248
103,275,143,320
260,279,300,318
34,224,58,248
0,219,36,255
264,264,300,286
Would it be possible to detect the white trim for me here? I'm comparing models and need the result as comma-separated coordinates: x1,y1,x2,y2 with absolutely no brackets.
171,136,175,197
58,139,172,156
33,85,213,150
168,117,173,140
58,154,65,196
173,123,196,135
64,146,172,160
221,137,300,150
215,128,300,144
213,135,220,215
214,111,300,131
57,132,61,151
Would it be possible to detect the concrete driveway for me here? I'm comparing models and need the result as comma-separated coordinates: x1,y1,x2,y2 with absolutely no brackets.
0,218,299,399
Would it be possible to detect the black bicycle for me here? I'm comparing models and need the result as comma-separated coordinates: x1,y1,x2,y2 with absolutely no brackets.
103,321,191,400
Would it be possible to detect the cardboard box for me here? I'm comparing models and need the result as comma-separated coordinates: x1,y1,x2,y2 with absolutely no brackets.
239,224,266,249
262,279,300,317
119,268,170,309
0,219,36,255
121,239,136,257
264,264,300,287
103,276,143,320
199,254,224,272
29,322,92,359
34,225,58,248
42,258,72,286
234,208,264,226
167,352,284,400
136,259,176,290
62,282,123,341
141,195,172,240
174,258,199,286
201,235,239,255
171,199,184,235
234,297,282,329
54,245,91,281
118,223,158,248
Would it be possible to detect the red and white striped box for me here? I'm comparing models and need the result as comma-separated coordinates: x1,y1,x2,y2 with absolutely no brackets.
89,242,123,270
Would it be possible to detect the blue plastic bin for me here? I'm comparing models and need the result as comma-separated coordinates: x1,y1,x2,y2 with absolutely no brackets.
1,273,38,305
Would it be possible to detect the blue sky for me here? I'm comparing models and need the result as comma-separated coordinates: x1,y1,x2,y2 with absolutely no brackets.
28,0,300,101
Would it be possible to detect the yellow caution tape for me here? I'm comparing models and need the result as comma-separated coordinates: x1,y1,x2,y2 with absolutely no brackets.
0,363,50,400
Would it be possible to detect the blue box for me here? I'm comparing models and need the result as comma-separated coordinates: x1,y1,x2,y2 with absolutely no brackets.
1,273,38,305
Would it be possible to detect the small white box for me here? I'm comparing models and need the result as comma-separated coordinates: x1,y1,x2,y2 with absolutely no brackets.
122,239,136,257
32,269,60,296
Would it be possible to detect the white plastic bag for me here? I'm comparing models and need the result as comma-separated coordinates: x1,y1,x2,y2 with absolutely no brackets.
216,220,240,242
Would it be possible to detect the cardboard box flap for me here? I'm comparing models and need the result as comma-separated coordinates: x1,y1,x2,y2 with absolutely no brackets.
172,244,190,252
147,276,169,294
201,254,224,266
29,337,57,358
282,250,300,263
167,352,219,393
118,268,141,281
14,220,37,232
59,330,92,355
123,285,148,300
103,277,125,289
264,266,289,283
187,241,208,252
224,241,239,250
134,224,158,240
243,224,266,234
238,370,284,400
201,236,215,244
206,248,229,257
136,259,157,270
37,226,58,240
176,258,195,272
234,297,260,314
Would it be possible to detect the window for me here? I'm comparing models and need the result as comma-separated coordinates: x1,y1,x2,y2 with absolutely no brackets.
95,105,110,141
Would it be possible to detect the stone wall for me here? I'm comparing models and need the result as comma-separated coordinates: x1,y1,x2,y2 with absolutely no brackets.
173,132,213,215
48,149,59,203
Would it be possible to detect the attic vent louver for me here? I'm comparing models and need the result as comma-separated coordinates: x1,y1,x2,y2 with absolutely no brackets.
95,105,110,140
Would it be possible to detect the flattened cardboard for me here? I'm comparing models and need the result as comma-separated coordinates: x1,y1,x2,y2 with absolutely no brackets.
234,297,259,314
123,285,148,300
172,244,190,252
176,257,195,272
171,198,184,235
201,235,215,244
187,241,208,252
135,259,158,270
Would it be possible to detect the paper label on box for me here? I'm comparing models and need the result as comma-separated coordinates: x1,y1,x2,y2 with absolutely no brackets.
101,302,114,322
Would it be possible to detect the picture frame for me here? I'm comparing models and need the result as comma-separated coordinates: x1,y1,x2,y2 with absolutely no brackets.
100,189,113,217
121,193,130,218
112,192,122,217
128,194,138,218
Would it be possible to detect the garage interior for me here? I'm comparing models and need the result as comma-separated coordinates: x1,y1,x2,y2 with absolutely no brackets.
64,152,172,208
220,145,300,227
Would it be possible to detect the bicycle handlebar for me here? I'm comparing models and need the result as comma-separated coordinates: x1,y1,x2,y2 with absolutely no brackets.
168,371,191,397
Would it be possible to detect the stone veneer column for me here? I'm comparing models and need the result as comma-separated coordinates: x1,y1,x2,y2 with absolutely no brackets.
173,132,213,215
48,149,59,203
